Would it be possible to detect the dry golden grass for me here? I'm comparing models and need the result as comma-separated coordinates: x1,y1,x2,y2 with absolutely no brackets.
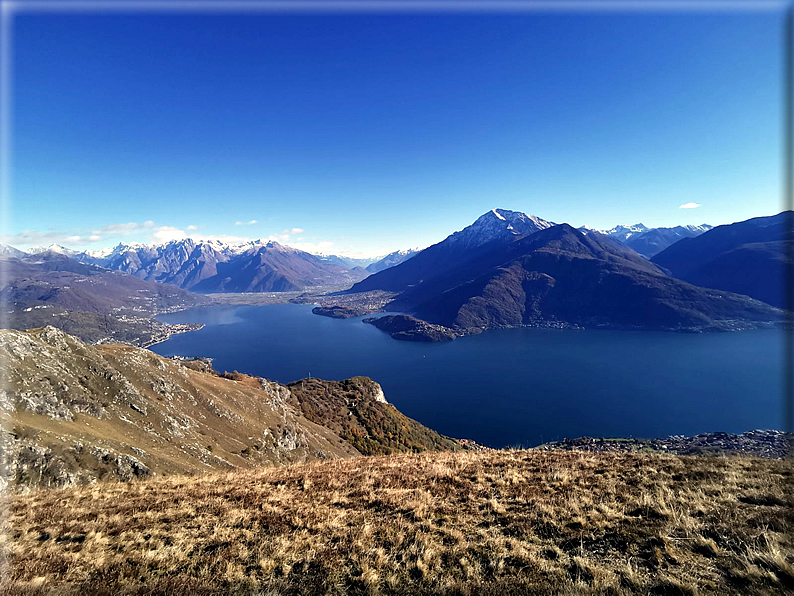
2,450,791,595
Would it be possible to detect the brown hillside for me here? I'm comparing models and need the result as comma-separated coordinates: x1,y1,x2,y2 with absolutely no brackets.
0,327,456,491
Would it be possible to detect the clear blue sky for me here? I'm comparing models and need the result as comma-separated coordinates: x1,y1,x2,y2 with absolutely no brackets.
6,5,787,256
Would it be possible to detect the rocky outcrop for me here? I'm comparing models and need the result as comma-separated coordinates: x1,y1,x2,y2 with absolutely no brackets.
0,430,153,492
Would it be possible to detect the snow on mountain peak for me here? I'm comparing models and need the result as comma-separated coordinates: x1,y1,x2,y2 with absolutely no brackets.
447,209,554,249
27,244,78,256
0,244,28,258
680,224,713,233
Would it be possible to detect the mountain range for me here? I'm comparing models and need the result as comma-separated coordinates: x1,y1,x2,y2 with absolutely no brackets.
0,250,206,346
350,209,554,295
22,242,423,287
3,207,789,345
20,242,423,289
346,209,781,340
316,254,374,269
6,217,712,296
70,239,368,292
580,223,713,257
365,248,421,273
651,211,792,309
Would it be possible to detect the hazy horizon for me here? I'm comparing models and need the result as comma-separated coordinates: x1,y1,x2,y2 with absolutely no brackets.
2,206,777,259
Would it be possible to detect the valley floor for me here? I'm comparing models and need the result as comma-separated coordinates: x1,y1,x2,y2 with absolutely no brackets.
3,450,792,595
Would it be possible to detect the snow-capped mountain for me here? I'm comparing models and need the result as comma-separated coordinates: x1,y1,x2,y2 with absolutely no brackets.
316,254,379,270
579,223,713,257
578,224,650,242
78,246,118,260
73,238,368,292
365,248,422,274
26,244,79,257
445,209,554,251
625,225,713,257
0,244,28,258
350,208,554,294
680,224,713,234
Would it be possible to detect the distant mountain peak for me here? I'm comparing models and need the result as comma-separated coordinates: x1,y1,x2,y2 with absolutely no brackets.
679,224,713,233
490,208,507,221
0,244,28,258
603,223,649,237
636,225,711,257
364,247,422,274
576,222,714,257
27,243,78,256
448,209,554,250
479,208,550,227
350,209,556,294
70,235,366,292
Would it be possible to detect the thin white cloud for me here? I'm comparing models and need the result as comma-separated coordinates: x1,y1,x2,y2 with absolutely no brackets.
235,219,258,226
91,221,192,245
267,227,306,243
151,226,188,242
679,202,702,209
0,229,84,249
3,221,242,251
90,221,156,236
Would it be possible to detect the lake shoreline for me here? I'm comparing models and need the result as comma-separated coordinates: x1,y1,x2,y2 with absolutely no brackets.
152,303,785,449
535,429,792,460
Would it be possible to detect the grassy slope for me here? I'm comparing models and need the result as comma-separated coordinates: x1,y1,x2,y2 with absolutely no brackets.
3,450,791,595
2,327,464,490
1,327,359,488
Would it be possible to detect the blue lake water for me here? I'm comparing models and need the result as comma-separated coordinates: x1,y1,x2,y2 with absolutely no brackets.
153,304,785,448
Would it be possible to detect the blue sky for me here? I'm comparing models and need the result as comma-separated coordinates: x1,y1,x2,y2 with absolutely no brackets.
5,4,787,256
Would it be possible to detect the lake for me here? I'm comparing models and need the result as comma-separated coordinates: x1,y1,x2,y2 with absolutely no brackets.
152,304,785,448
